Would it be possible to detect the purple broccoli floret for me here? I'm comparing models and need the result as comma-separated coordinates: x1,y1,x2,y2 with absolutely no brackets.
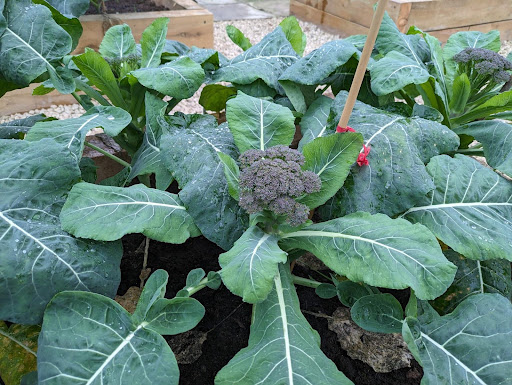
238,146,321,226
453,48,512,100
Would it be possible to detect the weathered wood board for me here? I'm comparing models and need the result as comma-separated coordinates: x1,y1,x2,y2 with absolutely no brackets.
290,0,512,41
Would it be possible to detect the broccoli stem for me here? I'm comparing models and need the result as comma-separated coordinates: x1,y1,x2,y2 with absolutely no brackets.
291,275,322,289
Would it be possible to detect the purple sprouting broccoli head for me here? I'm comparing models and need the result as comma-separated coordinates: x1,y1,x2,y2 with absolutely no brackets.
453,47,512,83
238,145,321,226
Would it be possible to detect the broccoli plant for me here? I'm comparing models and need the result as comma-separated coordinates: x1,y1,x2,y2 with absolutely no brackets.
1,9,512,385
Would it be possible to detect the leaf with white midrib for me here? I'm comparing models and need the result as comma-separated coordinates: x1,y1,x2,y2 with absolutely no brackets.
319,91,460,218
0,0,72,86
226,91,296,153
0,138,122,325
215,264,353,385
455,120,512,178
280,212,456,300
25,106,131,161
432,250,512,315
161,116,246,250
403,154,512,261
212,27,299,92
403,293,512,385
60,183,198,243
219,226,287,303
128,93,173,189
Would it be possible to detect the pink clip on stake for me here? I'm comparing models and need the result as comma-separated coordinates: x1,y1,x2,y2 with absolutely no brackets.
336,125,356,133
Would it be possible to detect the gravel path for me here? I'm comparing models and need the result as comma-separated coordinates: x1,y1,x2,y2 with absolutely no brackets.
1,19,511,123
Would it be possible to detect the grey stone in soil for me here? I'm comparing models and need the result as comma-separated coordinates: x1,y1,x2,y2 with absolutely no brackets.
327,307,413,373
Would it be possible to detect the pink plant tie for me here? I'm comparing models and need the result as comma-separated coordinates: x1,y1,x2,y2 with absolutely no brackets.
357,145,371,167
337,126,370,166
336,125,356,133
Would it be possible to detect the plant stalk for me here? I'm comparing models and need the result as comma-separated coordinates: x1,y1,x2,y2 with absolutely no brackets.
291,275,322,289
456,148,485,157
140,237,151,288
187,277,209,296
338,0,389,129
84,141,132,168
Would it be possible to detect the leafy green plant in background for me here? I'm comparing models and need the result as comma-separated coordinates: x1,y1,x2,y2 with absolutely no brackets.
1,2,512,384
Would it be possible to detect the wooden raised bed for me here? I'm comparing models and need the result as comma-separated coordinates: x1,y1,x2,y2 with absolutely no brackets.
0,0,213,116
77,0,213,52
291,0,512,42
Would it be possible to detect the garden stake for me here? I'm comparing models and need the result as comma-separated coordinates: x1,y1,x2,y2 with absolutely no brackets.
338,0,389,129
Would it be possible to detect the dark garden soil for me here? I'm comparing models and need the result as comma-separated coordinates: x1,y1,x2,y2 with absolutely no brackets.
119,233,424,385
85,0,179,15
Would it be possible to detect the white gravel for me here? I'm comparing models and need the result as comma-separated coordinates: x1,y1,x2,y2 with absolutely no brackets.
1,18,511,122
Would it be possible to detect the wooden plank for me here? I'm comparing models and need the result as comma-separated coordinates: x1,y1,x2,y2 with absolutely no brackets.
406,0,512,32
429,19,512,42
293,0,512,38
0,84,76,116
291,0,400,28
396,3,412,32
77,9,213,53
170,0,204,10
290,0,369,36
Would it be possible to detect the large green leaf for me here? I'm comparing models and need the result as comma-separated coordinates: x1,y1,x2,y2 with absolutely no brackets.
431,250,512,315
319,92,459,218
199,84,237,112
279,40,358,112
215,264,353,385
453,89,512,125
212,27,299,93
0,139,122,324
0,0,72,89
33,0,83,51
46,0,89,17
129,93,173,189
279,16,306,56
403,294,512,385
420,32,448,96
370,51,431,95
25,106,131,161
455,120,512,178
442,30,501,86
99,24,137,60
73,50,128,109
225,91,296,153
298,95,332,150
375,13,430,63
161,114,247,250
225,25,252,51
0,322,39,385
0,114,49,139
131,56,204,99
60,183,199,243
140,17,169,68
300,132,363,209
351,293,404,333
38,273,204,385
280,213,457,300
403,155,512,261
219,226,287,303
133,269,168,324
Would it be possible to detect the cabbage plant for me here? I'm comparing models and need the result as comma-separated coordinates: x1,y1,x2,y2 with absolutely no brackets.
1,2,512,385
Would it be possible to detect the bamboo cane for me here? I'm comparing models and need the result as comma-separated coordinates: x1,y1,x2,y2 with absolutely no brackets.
337,0,389,129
